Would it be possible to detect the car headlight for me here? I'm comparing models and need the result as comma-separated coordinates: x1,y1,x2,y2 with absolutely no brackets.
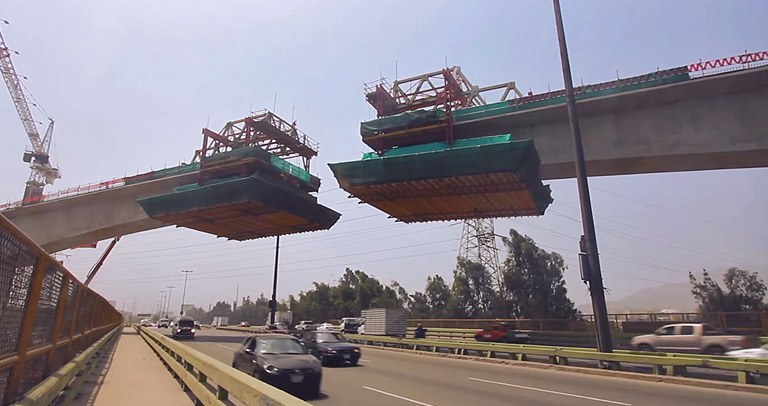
353,348,360,352
177,329,182,332
324,349,337,354
264,363,279,374
191,329,196,333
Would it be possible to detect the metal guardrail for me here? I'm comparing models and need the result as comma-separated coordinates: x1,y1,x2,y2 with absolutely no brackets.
11,326,121,405
346,335,768,386
136,326,311,405
409,312,768,335
0,214,123,405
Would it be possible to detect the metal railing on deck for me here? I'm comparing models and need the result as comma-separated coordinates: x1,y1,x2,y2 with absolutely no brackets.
136,326,310,405
0,214,123,405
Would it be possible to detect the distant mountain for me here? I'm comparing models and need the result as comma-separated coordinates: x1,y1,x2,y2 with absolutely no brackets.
577,282,697,314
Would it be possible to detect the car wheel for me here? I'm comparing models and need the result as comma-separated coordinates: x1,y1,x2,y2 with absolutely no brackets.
636,344,653,352
305,381,321,399
704,345,726,356
350,359,359,367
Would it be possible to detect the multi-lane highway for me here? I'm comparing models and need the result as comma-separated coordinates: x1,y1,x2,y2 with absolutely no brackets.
167,328,767,406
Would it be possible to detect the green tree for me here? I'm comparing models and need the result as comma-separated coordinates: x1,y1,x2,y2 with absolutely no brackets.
409,291,432,318
290,268,404,322
424,275,451,318
449,258,497,317
209,301,232,317
689,268,767,312
500,229,578,319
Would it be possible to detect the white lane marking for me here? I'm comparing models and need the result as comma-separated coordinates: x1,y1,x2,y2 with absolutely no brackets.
363,386,436,406
468,377,631,406
216,344,237,351
359,359,371,363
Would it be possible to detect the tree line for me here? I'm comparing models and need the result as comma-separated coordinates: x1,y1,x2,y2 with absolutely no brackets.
184,228,581,324
182,228,767,325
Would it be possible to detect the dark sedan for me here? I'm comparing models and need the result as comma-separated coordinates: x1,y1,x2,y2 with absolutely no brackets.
171,317,196,339
301,331,361,366
232,334,322,398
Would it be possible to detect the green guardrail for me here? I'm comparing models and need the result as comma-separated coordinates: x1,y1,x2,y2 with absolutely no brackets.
346,334,768,386
12,326,122,406
136,326,310,406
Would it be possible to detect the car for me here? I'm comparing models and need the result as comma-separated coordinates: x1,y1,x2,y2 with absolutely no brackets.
300,331,361,366
239,321,251,327
630,323,754,355
265,323,289,334
158,318,171,328
295,320,316,331
171,317,197,339
232,334,322,398
726,344,768,359
139,318,151,327
316,323,335,332
339,317,362,334
473,322,530,344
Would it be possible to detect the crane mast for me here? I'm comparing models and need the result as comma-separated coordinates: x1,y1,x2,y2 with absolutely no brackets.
0,27,60,203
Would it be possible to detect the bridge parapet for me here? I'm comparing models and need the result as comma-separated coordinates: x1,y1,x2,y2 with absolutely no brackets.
0,214,122,405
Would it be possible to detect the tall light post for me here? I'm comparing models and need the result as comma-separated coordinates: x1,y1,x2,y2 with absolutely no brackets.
552,0,612,352
157,291,166,319
269,235,281,325
180,270,193,315
165,285,175,318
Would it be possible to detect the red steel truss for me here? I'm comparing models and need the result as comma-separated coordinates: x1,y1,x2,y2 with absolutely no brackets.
364,66,523,117
194,110,318,171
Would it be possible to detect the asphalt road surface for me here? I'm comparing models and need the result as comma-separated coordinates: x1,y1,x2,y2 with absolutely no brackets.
165,328,768,406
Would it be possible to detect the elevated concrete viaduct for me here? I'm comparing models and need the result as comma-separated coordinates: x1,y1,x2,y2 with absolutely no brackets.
4,66,767,252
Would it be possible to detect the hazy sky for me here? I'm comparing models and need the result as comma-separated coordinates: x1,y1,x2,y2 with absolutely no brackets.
1,1,766,315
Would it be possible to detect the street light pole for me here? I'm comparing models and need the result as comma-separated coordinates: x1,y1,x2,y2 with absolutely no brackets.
552,0,613,352
165,285,175,318
180,270,193,315
269,235,281,325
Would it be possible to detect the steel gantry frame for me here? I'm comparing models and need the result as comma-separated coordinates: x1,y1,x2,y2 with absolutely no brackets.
364,66,524,117
193,109,319,171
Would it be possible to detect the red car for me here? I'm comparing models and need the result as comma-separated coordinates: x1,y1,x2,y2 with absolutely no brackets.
474,323,530,344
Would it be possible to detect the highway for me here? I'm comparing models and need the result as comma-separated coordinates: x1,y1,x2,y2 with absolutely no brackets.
167,328,767,406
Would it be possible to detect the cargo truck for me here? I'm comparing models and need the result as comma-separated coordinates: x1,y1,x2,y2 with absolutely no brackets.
275,310,293,326
212,316,229,327
360,308,407,337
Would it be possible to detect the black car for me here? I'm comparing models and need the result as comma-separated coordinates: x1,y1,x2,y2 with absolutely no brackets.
301,331,361,366
232,334,322,398
171,317,196,339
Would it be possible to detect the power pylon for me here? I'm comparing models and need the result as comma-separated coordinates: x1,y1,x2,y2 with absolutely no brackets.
457,218,502,289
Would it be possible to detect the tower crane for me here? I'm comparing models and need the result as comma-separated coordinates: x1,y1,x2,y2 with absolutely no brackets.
0,25,60,204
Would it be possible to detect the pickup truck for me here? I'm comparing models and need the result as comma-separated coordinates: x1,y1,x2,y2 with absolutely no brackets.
474,323,530,344
630,323,754,355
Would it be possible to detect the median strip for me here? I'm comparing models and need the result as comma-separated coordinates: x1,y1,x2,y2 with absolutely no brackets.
468,377,631,405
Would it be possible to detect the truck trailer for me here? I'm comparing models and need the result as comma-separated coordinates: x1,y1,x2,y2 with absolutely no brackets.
360,308,407,337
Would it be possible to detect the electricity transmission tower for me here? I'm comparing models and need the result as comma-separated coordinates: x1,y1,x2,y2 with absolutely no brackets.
457,218,503,289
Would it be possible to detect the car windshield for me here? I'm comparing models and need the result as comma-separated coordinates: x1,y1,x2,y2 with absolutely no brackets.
178,320,195,327
258,338,305,355
316,332,345,343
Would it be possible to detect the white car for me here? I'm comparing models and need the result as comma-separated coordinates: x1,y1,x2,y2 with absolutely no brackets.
726,344,768,359
316,323,336,331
